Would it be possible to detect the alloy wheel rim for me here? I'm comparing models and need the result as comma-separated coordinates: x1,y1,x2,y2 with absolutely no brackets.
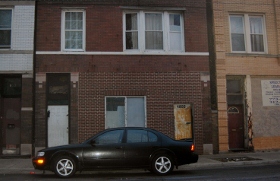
155,156,171,173
56,159,74,176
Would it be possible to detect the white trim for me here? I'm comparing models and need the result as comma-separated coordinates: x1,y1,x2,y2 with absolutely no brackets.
61,9,86,52
229,13,267,54
123,10,185,53
105,96,147,129
36,51,209,56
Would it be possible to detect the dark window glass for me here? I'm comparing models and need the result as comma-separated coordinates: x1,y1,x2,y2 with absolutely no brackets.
95,130,124,144
227,95,243,104
127,130,148,143
148,131,158,142
106,97,125,111
126,130,158,143
0,10,12,48
2,77,21,97
227,80,241,94
47,74,70,105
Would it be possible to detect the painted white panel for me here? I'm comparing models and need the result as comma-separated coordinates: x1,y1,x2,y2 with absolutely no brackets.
127,98,145,127
47,105,69,147
12,5,35,50
0,54,33,71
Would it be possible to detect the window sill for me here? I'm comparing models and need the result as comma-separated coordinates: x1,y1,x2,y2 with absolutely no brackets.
36,51,209,56
226,53,278,58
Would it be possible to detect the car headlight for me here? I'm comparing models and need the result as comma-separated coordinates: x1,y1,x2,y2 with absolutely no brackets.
37,152,45,157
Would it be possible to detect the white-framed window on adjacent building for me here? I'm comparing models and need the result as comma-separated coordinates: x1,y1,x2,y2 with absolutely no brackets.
229,14,266,53
124,11,184,53
0,9,12,49
61,9,85,51
105,96,146,129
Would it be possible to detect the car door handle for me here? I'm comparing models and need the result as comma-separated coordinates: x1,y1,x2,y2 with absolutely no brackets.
115,146,123,149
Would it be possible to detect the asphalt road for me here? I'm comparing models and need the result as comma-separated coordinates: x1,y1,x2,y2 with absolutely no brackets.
0,163,279,181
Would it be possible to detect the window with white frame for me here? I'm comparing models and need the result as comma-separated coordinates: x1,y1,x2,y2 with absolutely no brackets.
124,11,184,52
230,14,266,53
0,9,12,49
61,9,85,51
105,97,146,129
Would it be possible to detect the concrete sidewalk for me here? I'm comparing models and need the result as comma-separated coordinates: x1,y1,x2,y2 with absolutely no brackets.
0,151,280,174
187,151,280,169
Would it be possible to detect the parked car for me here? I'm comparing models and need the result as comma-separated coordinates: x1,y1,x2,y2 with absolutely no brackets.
32,127,198,178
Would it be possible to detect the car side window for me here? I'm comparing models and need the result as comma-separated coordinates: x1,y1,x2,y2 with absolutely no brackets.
126,130,158,143
127,130,148,143
148,131,158,142
95,130,124,145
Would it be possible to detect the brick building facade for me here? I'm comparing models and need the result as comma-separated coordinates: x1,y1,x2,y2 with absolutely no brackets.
34,0,211,155
211,0,280,152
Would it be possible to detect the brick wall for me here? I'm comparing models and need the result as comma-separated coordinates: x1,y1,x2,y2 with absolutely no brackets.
212,0,280,152
35,0,210,154
36,0,208,52
35,81,47,147
78,71,205,153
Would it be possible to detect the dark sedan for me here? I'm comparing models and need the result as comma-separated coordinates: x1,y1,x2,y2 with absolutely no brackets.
32,127,198,178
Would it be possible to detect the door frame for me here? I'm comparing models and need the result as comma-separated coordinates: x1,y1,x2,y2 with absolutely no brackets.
0,75,22,155
226,76,246,150
46,73,70,147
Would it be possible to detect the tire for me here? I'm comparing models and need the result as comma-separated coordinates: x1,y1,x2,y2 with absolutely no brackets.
53,156,76,178
152,154,174,175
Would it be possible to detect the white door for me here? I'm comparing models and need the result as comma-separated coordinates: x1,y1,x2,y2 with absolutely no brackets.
47,105,69,147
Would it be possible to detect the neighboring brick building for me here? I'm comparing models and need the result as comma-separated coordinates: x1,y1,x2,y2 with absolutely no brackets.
34,0,211,154
211,0,280,152
0,0,35,156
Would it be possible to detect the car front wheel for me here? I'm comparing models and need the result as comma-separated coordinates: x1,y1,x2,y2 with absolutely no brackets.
152,155,174,175
53,156,76,178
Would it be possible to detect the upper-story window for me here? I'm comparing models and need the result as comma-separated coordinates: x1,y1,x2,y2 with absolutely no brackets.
61,9,85,51
230,14,266,53
124,11,184,53
0,9,12,49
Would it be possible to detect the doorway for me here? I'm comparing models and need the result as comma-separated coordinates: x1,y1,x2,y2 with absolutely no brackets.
226,77,245,150
0,75,21,155
46,73,70,147
174,104,193,140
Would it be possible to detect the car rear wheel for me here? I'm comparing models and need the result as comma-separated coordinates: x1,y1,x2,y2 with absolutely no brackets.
53,156,76,178
152,155,174,175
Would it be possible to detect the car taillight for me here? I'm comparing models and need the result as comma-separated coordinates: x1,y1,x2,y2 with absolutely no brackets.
191,144,195,152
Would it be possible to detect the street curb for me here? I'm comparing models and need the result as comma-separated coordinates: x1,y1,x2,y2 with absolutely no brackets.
186,159,280,170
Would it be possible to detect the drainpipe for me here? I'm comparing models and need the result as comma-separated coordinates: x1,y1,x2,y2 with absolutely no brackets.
31,0,38,157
